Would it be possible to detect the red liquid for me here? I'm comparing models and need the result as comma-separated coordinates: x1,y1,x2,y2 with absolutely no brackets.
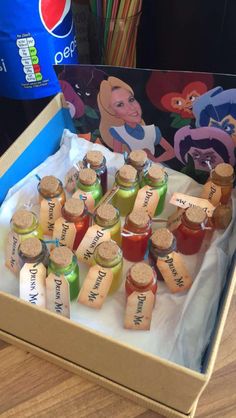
73,214,90,250
174,223,206,255
122,229,151,262
125,270,158,296
99,168,108,195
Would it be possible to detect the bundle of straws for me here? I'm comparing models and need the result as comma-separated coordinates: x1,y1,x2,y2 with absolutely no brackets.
89,0,142,67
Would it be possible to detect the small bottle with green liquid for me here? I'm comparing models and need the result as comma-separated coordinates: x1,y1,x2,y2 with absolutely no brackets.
112,164,139,217
141,165,168,216
73,168,102,212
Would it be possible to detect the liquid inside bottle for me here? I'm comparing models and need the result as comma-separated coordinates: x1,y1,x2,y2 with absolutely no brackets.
112,164,139,217
122,208,152,262
125,262,157,297
141,165,168,216
75,168,102,209
93,203,121,246
148,227,177,281
38,175,66,206
11,209,43,241
60,198,90,250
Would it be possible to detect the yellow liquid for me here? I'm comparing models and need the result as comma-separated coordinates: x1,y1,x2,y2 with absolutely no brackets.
109,260,123,295
108,220,122,247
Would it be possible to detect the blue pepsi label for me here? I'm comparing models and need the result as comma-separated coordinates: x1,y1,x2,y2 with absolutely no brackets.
0,0,78,99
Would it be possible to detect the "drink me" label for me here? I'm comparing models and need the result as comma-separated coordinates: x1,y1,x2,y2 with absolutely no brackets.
46,273,70,318
76,225,110,265
169,192,215,217
78,265,113,309
133,185,159,217
20,262,46,307
53,218,76,250
124,291,155,330
200,181,222,207
72,189,95,212
5,231,20,274
157,252,192,293
39,198,62,235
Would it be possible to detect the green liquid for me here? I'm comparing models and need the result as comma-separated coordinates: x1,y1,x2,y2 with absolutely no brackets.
77,180,102,206
112,185,139,217
141,176,168,216
48,256,80,301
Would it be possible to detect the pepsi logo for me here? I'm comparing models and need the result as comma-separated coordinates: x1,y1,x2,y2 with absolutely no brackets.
39,0,73,38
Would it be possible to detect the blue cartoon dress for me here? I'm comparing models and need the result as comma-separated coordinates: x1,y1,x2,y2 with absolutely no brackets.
109,123,162,154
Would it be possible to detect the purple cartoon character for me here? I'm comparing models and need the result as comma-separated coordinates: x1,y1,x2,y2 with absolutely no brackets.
193,87,236,147
174,125,235,182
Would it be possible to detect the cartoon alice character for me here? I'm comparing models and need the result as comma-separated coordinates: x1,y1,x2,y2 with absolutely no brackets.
174,125,235,171
193,87,236,146
97,76,175,162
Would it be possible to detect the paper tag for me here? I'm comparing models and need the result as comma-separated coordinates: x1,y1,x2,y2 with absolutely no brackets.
200,181,222,207
72,189,95,212
133,185,159,217
65,162,83,193
156,252,192,293
76,225,110,265
20,262,46,307
124,291,155,330
78,265,113,309
167,208,185,232
39,198,62,235
46,273,70,318
52,217,76,250
169,192,215,217
5,231,20,274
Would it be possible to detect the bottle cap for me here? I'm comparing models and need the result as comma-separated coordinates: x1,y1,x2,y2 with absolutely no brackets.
212,163,234,183
129,150,147,168
185,206,207,227
130,262,153,287
40,175,60,194
12,209,34,229
118,164,137,183
151,228,174,250
128,208,150,228
20,237,42,258
86,150,104,167
64,198,84,217
50,247,73,268
147,165,165,182
79,168,97,186
96,204,117,223
97,240,120,262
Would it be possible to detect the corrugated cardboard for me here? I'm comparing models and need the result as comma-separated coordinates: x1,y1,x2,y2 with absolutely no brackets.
0,94,235,417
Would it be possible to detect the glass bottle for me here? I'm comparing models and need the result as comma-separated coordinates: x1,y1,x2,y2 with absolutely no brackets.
75,168,102,209
141,164,168,216
38,175,66,206
11,209,43,241
174,206,207,255
112,164,139,217
125,262,157,297
60,198,90,250
93,203,121,246
18,237,49,269
93,240,123,294
122,208,152,262
149,228,177,281
83,150,107,194
126,149,150,178
208,163,234,204
212,202,232,230
48,247,80,301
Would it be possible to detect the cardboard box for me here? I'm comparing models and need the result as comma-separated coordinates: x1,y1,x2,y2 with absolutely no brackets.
0,94,235,418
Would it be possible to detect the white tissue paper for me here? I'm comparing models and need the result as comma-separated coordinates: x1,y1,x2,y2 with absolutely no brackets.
0,128,235,372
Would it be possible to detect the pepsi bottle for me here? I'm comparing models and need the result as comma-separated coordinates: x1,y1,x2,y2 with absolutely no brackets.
0,0,78,155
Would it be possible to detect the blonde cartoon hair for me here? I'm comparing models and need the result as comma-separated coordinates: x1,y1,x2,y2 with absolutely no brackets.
97,76,144,149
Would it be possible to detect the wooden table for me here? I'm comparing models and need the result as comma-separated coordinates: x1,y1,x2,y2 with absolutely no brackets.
0,293,235,418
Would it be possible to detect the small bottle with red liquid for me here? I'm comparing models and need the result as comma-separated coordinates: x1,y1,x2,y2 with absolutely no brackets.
174,206,207,255
60,198,90,250
83,150,107,194
149,228,177,281
122,208,152,262
125,262,157,297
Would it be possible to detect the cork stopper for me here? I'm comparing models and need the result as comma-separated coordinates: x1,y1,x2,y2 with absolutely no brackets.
129,150,147,168
96,204,117,223
40,175,60,194
151,228,174,250
86,150,103,167
79,168,97,186
147,165,165,182
130,262,153,287
64,198,84,217
50,246,73,267
185,206,206,227
128,208,150,228
12,209,34,229
118,164,137,183
212,163,234,183
97,241,120,262
20,237,42,258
